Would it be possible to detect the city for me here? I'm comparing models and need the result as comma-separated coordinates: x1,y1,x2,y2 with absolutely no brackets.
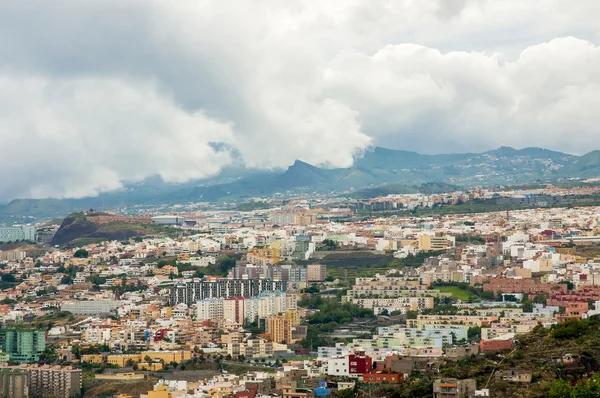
2,187,600,396
1,1,600,397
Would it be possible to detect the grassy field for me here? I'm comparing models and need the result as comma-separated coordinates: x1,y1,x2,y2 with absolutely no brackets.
434,285,474,301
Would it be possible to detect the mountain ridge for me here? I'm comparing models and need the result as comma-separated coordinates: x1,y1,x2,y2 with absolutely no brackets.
1,146,600,223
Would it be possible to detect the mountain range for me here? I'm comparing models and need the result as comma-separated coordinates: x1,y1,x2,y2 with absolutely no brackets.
2,146,600,223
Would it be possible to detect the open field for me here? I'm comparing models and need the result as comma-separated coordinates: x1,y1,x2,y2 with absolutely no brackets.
434,285,474,301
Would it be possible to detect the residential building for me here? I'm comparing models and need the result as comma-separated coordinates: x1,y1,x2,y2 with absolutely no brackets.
224,297,246,325
0,364,81,398
0,250,27,261
197,299,225,321
0,329,46,363
0,367,28,397
433,378,477,398
170,279,287,305
0,225,36,243
60,300,121,316
307,264,326,282
267,315,293,344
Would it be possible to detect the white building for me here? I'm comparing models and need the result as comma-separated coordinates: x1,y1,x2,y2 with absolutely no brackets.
0,225,36,243
197,299,225,320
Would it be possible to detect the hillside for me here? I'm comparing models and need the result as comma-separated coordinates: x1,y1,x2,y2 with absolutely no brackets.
370,317,600,398
439,317,600,398
3,145,600,222
345,182,461,199
51,212,172,247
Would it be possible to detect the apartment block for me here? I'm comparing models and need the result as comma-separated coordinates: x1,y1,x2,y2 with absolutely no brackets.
0,367,28,397
170,279,287,306
0,364,81,398
0,225,36,243
267,315,293,344
0,329,46,363
197,299,225,321
60,300,121,316
306,264,326,282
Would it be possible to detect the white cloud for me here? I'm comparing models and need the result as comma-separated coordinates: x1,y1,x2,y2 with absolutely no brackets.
0,0,600,200
0,76,233,200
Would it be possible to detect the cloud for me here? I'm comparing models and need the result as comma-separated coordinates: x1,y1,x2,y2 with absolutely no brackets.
0,76,233,200
0,0,599,200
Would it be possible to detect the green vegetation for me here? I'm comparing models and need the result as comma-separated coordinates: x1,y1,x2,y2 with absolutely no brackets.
236,201,274,211
299,297,375,349
325,251,444,282
51,212,184,246
73,249,89,258
173,255,239,278
432,286,474,301
430,282,495,301
549,373,600,397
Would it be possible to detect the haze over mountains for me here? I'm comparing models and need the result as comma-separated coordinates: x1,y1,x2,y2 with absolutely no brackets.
2,146,600,223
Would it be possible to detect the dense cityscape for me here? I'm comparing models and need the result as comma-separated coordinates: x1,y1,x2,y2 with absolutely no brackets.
0,186,600,397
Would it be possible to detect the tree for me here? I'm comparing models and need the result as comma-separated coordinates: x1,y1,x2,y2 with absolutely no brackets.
522,297,534,313
145,355,153,366
73,249,89,258
1,274,16,283
533,293,547,305
379,309,390,316
406,310,418,319
467,326,481,340
322,239,337,250
71,345,82,360
40,345,59,364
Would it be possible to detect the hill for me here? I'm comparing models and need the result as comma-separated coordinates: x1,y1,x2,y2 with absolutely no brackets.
561,150,600,178
50,212,173,247
371,317,600,398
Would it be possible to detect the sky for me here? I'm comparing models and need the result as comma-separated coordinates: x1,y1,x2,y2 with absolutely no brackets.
1,0,600,201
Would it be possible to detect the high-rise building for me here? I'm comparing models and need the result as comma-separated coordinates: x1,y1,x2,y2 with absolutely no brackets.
0,368,29,397
224,297,246,325
0,226,36,243
0,364,81,398
170,279,287,306
0,329,46,363
266,315,293,344
307,264,326,282
0,250,27,262
197,298,225,321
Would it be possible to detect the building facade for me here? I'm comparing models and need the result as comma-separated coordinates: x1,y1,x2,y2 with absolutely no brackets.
0,329,46,363
170,279,287,305
0,226,36,243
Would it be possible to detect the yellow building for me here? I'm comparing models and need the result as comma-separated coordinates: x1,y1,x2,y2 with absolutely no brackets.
82,354,104,364
417,235,450,252
96,373,144,381
285,310,300,327
267,315,293,344
106,351,191,368
154,265,179,276
106,354,141,367
138,362,163,371
148,386,171,398
247,247,281,265
294,213,317,226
